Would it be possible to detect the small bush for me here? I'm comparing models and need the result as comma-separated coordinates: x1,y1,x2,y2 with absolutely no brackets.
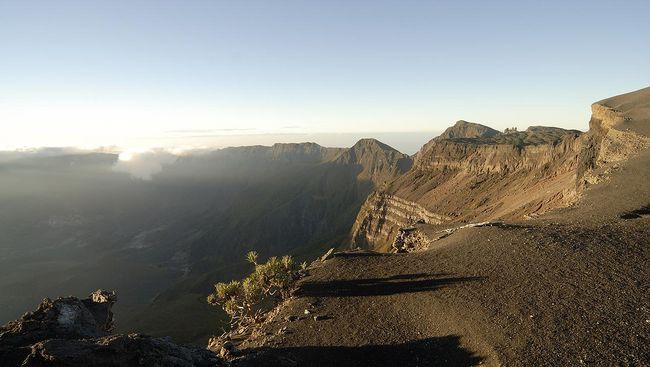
207,251,300,328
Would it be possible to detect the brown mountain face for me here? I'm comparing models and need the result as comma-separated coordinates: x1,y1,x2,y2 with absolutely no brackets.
333,138,413,185
579,87,650,184
351,87,650,251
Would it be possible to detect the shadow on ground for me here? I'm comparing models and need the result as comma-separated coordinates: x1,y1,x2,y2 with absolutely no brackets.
236,335,484,367
296,273,484,297
331,251,386,258
620,203,650,219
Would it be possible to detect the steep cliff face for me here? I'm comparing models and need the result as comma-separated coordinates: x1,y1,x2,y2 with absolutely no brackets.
351,127,583,250
578,91,650,184
413,132,581,174
350,192,451,251
352,100,648,250
352,88,650,251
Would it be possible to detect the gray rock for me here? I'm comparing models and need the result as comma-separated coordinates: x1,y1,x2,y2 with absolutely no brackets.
0,291,225,367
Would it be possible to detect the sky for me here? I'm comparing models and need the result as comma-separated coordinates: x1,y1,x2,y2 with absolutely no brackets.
1,0,649,153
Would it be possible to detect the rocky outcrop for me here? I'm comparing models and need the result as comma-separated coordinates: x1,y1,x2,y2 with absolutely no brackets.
391,227,431,253
578,101,650,185
350,193,450,251
0,290,224,367
437,120,501,140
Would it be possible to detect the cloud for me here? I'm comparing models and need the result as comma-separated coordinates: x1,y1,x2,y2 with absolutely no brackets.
112,150,178,180
165,128,257,134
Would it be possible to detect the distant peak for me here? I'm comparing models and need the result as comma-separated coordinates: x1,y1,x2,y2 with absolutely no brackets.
332,138,412,184
352,138,399,153
353,138,382,146
438,121,500,140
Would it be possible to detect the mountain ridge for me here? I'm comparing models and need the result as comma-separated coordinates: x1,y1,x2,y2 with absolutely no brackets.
351,88,649,251
1,88,649,366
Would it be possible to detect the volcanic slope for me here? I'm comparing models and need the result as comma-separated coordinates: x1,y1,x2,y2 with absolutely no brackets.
234,87,650,366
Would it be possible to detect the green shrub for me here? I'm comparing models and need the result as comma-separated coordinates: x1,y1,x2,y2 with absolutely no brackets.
207,251,300,327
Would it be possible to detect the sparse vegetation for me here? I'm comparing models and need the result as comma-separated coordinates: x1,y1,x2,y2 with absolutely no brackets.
207,251,301,328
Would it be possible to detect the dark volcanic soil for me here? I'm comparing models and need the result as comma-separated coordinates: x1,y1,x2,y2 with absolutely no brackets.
235,151,650,366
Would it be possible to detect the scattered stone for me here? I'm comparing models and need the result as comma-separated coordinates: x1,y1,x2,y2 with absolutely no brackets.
89,289,116,304
320,248,336,261
285,315,298,322
313,315,328,321
304,309,311,315
219,340,241,358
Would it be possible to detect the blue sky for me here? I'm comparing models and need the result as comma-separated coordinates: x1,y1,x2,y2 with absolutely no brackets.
1,0,649,152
